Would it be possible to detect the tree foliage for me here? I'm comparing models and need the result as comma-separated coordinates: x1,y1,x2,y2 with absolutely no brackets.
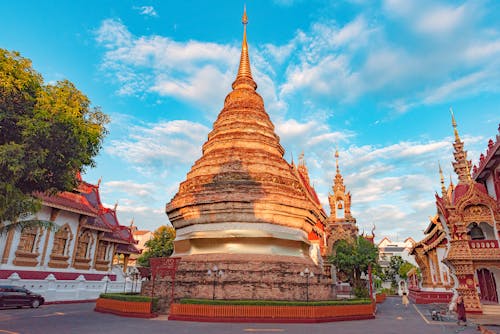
137,226,176,267
328,236,379,296
0,49,108,231
385,255,416,285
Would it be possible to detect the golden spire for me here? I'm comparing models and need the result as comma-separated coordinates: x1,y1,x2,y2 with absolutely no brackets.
450,107,460,142
449,109,471,184
335,148,340,174
232,6,257,91
439,162,447,198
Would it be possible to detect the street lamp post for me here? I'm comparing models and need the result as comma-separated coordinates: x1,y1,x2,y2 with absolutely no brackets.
300,268,315,302
207,265,224,300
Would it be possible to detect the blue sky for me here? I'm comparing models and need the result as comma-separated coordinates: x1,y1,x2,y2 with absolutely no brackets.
1,0,499,242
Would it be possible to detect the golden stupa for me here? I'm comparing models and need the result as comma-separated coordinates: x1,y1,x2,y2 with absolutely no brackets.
154,9,333,303
166,9,326,260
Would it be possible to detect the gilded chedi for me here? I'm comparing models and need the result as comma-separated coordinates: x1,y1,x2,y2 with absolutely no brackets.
166,10,326,259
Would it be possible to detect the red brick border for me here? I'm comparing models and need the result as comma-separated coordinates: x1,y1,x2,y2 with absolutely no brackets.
168,303,375,323
94,298,157,318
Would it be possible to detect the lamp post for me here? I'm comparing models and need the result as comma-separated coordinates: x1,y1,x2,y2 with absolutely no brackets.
300,268,314,302
207,265,224,300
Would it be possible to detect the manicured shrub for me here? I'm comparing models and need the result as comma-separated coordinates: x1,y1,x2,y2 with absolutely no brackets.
99,293,159,311
179,298,372,306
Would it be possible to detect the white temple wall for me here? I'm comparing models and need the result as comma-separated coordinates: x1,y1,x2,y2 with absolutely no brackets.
485,173,497,200
437,247,448,284
0,273,142,302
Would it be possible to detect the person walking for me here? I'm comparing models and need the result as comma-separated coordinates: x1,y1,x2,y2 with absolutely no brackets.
402,292,410,309
456,295,467,326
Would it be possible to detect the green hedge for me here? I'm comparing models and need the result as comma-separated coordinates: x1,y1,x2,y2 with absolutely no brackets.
99,293,159,311
179,298,372,306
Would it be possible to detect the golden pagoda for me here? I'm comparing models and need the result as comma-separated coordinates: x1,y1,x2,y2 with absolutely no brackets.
151,9,333,304
166,9,326,261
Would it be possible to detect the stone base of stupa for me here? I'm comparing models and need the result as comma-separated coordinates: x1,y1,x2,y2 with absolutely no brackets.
142,253,336,312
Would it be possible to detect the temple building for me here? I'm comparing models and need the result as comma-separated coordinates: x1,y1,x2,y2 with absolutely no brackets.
146,9,337,306
0,174,140,302
409,214,453,303
410,117,500,314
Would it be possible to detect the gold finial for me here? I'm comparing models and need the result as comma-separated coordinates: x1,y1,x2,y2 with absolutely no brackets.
335,148,340,173
232,6,257,90
113,201,118,211
97,177,102,187
298,151,305,166
439,162,447,197
129,217,135,229
242,4,248,24
450,107,460,142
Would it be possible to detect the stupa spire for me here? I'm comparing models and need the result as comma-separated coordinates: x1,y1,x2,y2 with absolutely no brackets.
335,148,340,174
449,109,471,184
232,6,257,91
450,107,460,142
333,149,345,194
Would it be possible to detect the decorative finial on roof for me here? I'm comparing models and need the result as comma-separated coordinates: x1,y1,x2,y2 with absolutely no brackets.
450,107,460,142
97,177,102,187
439,162,447,198
242,4,248,24
299,151,305,166
129,217,134,229
232,6,257,91
113,201,118,212
335,147,340,174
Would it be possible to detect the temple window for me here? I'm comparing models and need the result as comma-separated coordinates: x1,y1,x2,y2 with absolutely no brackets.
17,227,39,253
76,231,92,258
97,241,107,261
51,225,72,256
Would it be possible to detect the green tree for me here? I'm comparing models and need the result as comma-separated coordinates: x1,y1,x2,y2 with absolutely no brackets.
385,255,404,286
398,260,417,280
137,226,176,267
0,49,108,233
328,236,379,297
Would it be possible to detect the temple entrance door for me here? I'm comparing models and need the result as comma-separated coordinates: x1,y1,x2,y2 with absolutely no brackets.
477,268,498,303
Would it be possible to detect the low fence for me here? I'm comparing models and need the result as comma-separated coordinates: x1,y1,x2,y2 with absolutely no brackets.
169,302,375,323
0,272,142,302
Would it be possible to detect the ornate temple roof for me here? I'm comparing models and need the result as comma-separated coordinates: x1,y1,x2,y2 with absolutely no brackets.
472,123,500,182
166,9,327,257
35,176,138,251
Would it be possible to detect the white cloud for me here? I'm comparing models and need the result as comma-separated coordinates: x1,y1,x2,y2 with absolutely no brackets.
106,120,210,174
102,180,157,198
134,6,158,17
415,4,466,35
95,19,241,110
273,1,500,112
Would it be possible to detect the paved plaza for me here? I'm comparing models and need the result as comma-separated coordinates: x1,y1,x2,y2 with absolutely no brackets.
1,297,498,334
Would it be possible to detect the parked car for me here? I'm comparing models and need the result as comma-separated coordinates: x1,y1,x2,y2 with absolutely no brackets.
0,285,45,308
